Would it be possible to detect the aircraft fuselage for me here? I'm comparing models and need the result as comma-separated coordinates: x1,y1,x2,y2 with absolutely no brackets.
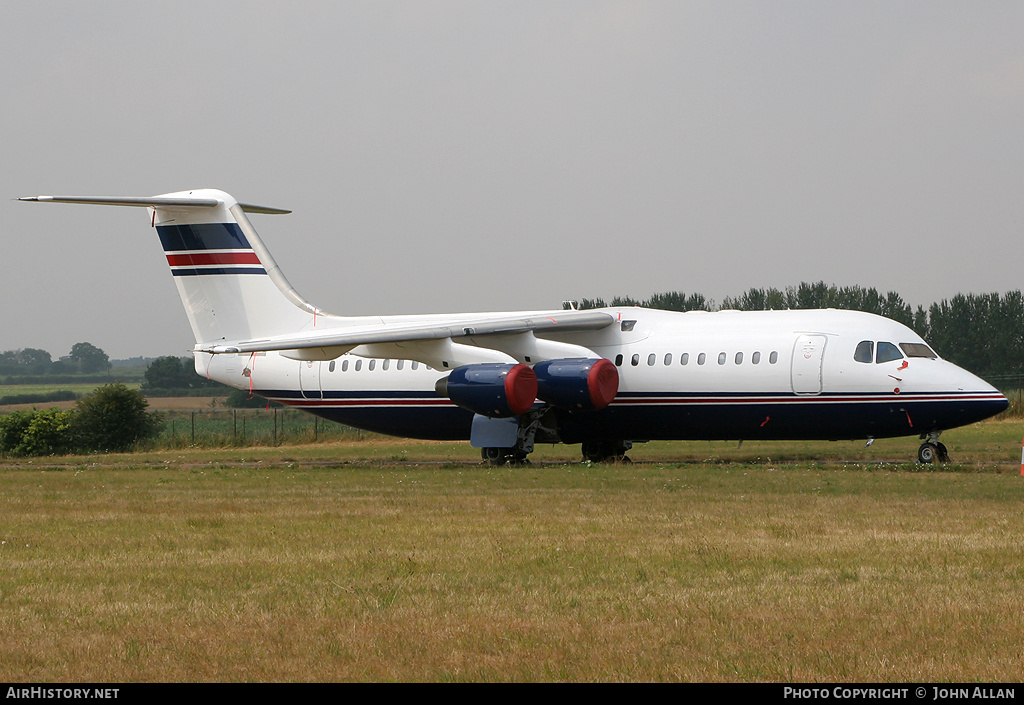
203,307,1006,445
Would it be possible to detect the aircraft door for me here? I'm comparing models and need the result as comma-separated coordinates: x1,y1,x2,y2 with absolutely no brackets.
299,360,322,399
791,334,826,395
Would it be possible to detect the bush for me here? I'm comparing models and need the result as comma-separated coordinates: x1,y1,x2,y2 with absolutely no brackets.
0,408,76,456
0,411,36,454
72,383,163,452
16,408,75,456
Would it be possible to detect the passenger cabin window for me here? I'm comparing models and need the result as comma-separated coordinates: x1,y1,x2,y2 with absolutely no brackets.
647,353,656,366
875,342,903,364
769,351,778,364
900,343,937,359
631,354,640,367
735,352,743,364
615,354,623,366
664,353,672,366
680,353,689,365
697,353,706,365
718,352,726,365
752,352,760,364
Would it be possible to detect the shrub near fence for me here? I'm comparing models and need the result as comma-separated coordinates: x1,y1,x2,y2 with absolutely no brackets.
159,408,371,448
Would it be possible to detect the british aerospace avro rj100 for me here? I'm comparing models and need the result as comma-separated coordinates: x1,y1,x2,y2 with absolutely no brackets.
21,189,1007,463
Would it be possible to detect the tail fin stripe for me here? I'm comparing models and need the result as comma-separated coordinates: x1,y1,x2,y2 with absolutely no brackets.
156,223,252,252
170,267,268,277
165,252,262,267
157,222,267,276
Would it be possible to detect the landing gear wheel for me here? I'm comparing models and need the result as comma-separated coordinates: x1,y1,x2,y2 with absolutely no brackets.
481,447,530,466
481,447,504,464
918,442,938,464
581,440,633,463
917,435,951,464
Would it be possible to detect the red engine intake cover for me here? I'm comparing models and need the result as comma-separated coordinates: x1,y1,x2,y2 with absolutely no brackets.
533,357,619,411
586,358,619,410
504,363,538,416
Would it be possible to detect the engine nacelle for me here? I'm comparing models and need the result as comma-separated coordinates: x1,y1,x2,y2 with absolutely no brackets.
533,357,618,411
434,363,538,418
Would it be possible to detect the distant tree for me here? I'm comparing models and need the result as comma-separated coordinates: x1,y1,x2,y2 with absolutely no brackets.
224,388,281,408
721,287,789,311
566,297,608,310
141,356,222,393
143,357,191,390
68,342,110,374
0,348,53,375
644,291,712,312
16,348,53,374
72,383,163,452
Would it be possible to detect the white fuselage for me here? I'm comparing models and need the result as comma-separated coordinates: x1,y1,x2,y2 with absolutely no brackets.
201,307,1006,444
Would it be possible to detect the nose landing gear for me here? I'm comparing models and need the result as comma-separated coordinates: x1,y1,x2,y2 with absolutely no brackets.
917,431,950,464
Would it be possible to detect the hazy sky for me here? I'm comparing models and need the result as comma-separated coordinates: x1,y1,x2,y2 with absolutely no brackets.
3,1,1022,359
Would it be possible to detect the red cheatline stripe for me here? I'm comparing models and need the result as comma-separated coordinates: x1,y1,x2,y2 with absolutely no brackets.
166,252,261,267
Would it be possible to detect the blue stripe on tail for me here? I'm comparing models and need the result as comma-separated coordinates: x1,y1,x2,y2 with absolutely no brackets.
157,223,251,251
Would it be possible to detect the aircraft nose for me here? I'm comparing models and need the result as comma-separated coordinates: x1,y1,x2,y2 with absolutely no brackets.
955,365,1009,420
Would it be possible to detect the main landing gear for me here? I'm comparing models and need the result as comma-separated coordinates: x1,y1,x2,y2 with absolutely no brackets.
917,431,950,464
581,439,633,463
478,408,553,466
480,446,530,465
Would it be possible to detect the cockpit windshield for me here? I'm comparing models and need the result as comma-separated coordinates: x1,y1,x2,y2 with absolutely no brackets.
875,342,903,363
855,340,938,363
899,343,938,359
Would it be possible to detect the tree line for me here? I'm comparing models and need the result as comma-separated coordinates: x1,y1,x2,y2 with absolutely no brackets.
567,282,1024,385
0,341,110,376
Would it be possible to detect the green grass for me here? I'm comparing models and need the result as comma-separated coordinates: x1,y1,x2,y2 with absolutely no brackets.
2,421,1024,681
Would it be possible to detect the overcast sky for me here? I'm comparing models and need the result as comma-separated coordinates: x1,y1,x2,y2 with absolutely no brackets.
2,1,1022,359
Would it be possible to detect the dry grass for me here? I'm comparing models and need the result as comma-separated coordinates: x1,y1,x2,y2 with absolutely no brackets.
2,422,1024,681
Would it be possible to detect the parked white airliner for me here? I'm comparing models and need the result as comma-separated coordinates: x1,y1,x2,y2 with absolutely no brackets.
21,189,1007,463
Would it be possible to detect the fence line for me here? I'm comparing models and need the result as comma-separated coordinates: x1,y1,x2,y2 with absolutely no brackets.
158,408,367,447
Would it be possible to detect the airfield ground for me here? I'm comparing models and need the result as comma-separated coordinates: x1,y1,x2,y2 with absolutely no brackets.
1,420,1023,682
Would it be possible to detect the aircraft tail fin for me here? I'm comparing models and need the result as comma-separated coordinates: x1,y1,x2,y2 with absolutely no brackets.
20,189,324,346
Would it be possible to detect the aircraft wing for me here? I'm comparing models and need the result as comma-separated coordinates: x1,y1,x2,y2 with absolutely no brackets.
197,309,616,355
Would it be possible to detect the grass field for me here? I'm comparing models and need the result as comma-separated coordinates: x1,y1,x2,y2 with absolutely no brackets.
2,420,1024,682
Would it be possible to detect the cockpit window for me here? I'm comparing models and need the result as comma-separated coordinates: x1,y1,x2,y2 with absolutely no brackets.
854,340,873,363
899,343,937,359
875,341,903,364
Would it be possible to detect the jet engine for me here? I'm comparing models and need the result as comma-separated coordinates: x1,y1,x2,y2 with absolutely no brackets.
533,358,618,411
434,363,538,418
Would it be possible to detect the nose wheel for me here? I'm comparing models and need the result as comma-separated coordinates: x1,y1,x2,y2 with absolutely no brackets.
917,433,949,464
